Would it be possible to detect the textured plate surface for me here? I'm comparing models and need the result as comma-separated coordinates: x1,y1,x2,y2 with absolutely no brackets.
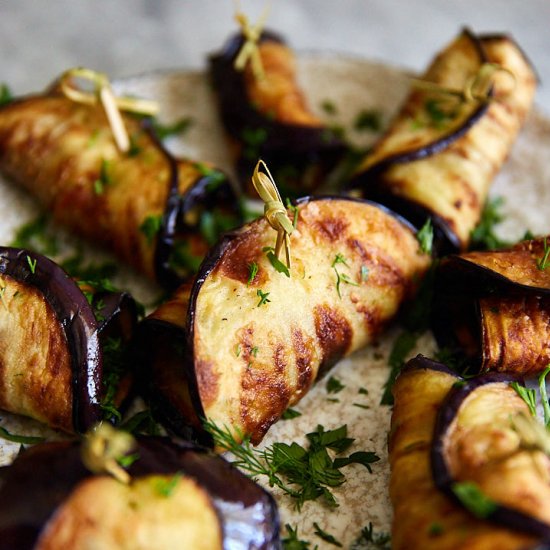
0,55,549,547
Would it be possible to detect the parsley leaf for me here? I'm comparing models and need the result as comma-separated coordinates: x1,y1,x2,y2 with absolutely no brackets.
451,481,497,518
247,262,258,286
351,522,391,550
354,109,383,132
469,196,510,251
537,237,550,271
326,376,345,394
0,83,12,106
313,522,342,547
282,524,313,550
282,408,302,420
139,214,163,245
256,289,271,307
416,218,433,255
263,247,290,277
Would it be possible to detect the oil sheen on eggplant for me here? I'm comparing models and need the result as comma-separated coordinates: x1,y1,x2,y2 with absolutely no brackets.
389,355,550,549
433,236,550,374
0,85,242,289
0,247,137,433
137,196,430,444
209,30,346,198
346,29,537,253
0,436,280,550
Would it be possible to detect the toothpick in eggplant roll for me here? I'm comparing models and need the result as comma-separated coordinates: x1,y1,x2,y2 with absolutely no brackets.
346,28,537,253
136,196,430,444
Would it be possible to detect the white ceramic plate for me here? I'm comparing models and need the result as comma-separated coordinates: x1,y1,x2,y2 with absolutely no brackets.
1,55,549,548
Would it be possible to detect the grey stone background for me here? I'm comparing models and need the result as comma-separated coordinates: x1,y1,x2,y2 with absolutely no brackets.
1,0,549,112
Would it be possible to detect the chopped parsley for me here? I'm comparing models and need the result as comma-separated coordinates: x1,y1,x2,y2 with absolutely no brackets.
117,452,140,468
510,381,537,417
326,376,345,394
282,408,302,420
416,218,433,255
282,524,313,550
155,472,183,497
263,246,290,277
354,109,383,132
139,214,163,245
247,262,258,286
313,523,342,547
469,196,510,251
151,117,192,140
537,237,550,271
256,289,271,307
451,481,497,519
351,522,391,550
26,255,37,274
205,421,379,510
0,426,45,445
332,253,358,298
0,83,12,106
94,158,113,195
10,214,59,257
321,100,337,115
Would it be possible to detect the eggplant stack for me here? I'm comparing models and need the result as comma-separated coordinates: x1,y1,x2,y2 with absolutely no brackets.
389,355,550,549
0,435,280,549
0,81,242,289
0,247,137,433
346,28,537,254
209,30,346,198
433,236,550,375
137,196,430,444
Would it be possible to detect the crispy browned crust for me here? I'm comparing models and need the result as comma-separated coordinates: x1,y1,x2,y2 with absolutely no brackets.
348,29,537,251
434,236,550,374
0,93,238,286
140,197,430,444
389,359,541,549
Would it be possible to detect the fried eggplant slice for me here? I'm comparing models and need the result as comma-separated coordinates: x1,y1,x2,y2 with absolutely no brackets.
0,247,137,433
433,236,550,374
137,196,430,444
209,30,346,197
0,87,242,289
0,436,280,550
389,355,548,549
346,29,537,253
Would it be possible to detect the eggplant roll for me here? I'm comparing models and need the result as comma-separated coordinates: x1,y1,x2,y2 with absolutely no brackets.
209,31,346,197
390,355,550,549
433,236,550,375
0,87,242,289
0,436,280,550
137,196,430,444
0,247,137,433
346,29,537,253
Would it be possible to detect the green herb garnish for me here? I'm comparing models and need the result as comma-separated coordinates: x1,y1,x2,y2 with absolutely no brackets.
93,158,112,195
282,524,313,550
256,289,271,307
510,381,537,417
537,237,550,271
151,117,192,140
326,376,345,394
313,522,342,547
332,253,358,298
247,262,258,286
321,100,337,115
263,247,290,277
0,83,12,106
205,421,379,510
451,481,497,519
26,255,37,274
469,196,510,251
416,218,433,255
117,452,140,468
351,522,391,550
155,472,183,497
354,109,383,132
139,214,163,245
282,408,302,420
0,426,45,445
539,364,550,425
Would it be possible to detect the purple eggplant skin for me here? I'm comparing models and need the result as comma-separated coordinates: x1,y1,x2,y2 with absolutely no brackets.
416,355,550,541
0,247,138,433
431,241,550,373
344,29,537,255
0,437,281,550
0,247,102,432
209,30,347,197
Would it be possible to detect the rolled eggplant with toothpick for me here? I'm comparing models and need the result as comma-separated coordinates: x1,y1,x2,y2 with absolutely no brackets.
0,246,138,433
209,11,346,198
432,235,550,375
136,160,431,445
0,426,280,549
0,68,242,289
389,355,550,549
345,28,537,254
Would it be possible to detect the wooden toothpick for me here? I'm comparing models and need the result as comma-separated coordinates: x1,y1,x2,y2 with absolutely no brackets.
251,159,294,270
60,67,159,153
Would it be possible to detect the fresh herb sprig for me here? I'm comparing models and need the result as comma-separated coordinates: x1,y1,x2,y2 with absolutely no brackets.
350,522,391,550
205,421,379,511
469,196,510,251
537,237,550,271
510,381,537,417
